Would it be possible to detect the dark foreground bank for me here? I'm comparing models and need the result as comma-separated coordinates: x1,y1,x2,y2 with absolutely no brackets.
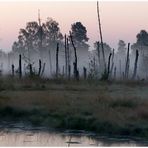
0,77,148,139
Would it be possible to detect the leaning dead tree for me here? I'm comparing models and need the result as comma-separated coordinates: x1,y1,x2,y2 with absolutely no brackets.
97,1,106,71
69,31,79,80
132,50,139,80
56,43,59,78
125,43,130,79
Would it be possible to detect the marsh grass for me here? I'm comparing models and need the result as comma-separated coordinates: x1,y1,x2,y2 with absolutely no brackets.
0,77,147,138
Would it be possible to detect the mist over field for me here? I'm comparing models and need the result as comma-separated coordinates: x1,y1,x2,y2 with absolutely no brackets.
0,2,148,145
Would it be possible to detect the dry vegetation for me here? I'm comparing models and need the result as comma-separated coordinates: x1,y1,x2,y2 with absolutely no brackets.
0,76,148,138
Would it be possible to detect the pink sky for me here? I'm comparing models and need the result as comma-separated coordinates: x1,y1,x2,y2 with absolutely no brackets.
0,1,148,52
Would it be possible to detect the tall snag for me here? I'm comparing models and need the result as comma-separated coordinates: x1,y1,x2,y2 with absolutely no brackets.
65,34,68,77
125,43,130,79
83,67,87,80
67,38,71,79
19,54,22,78
38,59,42,76
100,53,112,81
38,9,44,62
69,31,79,80
132,50,139,80
12,64,15,77
97,1,106,71
110,49,115,78
96,42,100,66
56,43,59,78
107,53,112,79
29,64,33,77
41,63,46,76
114,66,116,80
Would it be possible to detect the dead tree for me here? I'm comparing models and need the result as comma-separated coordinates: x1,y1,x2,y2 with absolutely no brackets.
114,66,116,80
29,64,33,77
19,54,22,78
101,53,112,81
107,53,112,80
97,1,106,71
65,34,68,77
68,65,71,80
132,50,139,80
110,49,115,78
56,43,59,78
41,63,46,76
38,10,44,62
67,37,71,79
96,42,100,66
38,59,42,76
125,43,130,79
11,64,14,77
83,67,87,80
69,31,79,80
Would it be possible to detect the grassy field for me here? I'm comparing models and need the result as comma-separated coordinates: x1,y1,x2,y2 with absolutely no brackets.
0,76,148,139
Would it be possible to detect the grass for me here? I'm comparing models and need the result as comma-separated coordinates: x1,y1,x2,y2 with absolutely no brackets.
0,76,148,138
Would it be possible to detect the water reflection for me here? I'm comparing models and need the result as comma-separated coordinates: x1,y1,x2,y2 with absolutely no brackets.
0,124,147,146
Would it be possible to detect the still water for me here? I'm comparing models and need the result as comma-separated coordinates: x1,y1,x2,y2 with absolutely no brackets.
0,122,147,146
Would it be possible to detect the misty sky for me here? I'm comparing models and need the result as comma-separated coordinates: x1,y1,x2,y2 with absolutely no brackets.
0,1,148,52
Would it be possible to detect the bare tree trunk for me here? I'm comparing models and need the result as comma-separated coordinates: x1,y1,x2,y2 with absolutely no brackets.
68,65,71,80
107,53,112,79
67,37,70,79
41,63,46,76
114,66,116,80
19,54,22,79
125,43,130,79
101,53,112,81
96,42,100,66
132,50,139,80
29,64,33,77
56,43,59,78
110,49,115,78
69,31,79,81
97,1,106,71
12,64,14,77
65,34,68,77
38,59,42,76
83,67,87,80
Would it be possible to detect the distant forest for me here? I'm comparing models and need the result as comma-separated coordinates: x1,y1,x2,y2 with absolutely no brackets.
0,8,147,81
